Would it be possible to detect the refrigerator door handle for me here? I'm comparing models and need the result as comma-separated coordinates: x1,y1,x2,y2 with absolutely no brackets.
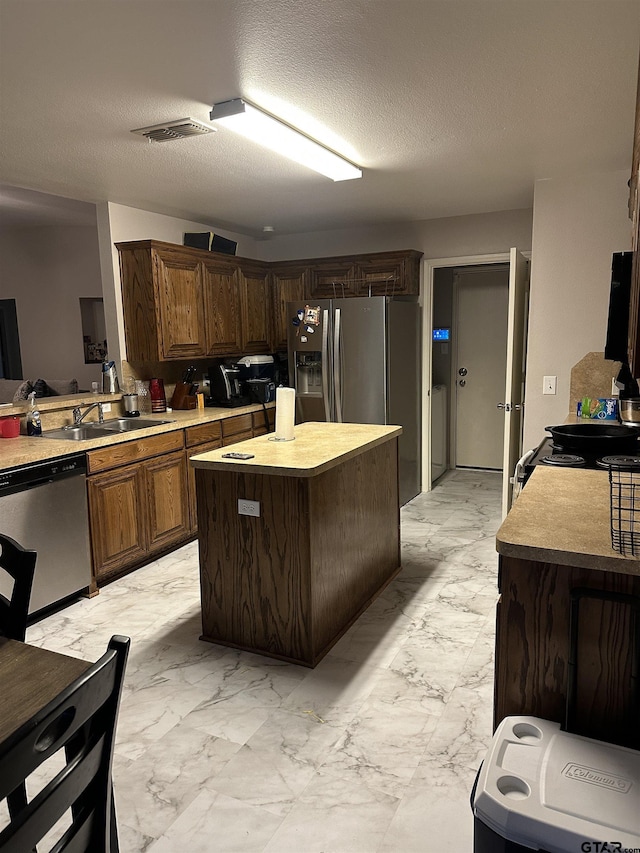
321,309,331,422
334,307,343,422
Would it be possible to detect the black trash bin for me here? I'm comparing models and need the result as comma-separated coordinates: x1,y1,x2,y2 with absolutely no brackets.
471,716,640,852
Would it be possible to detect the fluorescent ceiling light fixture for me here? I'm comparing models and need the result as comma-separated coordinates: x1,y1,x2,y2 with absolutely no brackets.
210,99,362,182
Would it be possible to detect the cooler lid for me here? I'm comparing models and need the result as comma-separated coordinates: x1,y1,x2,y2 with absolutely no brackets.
472,716,640,851
236,354,274,365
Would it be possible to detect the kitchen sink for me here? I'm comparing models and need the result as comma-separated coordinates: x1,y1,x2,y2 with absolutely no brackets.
42,425,117,441
99,418,174,432
43,418,174,441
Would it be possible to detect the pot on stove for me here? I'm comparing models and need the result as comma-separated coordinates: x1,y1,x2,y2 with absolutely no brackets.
545,423,640,455
618,397,640,424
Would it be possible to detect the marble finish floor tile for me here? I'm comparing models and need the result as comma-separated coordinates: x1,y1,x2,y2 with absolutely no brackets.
24,468,501,851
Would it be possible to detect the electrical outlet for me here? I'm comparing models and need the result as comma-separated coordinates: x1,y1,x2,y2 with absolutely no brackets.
238,498,260,517
102,403,112,413
542,376,557,395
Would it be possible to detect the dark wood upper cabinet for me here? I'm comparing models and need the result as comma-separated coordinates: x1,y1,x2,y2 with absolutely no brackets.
628,52,640,376
270,262,309,351
201,255,241,357
117,240,423,360
237,260,272,353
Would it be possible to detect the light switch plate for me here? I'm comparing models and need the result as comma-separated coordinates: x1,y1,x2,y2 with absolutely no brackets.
238,498,260,517
102,403,112,413
543,376,557,395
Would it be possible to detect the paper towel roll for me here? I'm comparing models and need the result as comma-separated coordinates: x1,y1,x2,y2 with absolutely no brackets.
274,387,296,441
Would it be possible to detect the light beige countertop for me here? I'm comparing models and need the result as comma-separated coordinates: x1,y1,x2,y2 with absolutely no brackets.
0,402,273,471
190,422,402,478
496,465,640,576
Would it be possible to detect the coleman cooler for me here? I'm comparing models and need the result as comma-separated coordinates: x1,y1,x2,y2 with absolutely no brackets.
471,716,640,852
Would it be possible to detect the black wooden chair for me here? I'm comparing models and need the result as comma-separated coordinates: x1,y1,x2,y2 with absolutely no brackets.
0,634,130,852
0,533,37,642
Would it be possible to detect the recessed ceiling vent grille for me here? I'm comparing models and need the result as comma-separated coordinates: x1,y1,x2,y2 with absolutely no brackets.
131,118,217,142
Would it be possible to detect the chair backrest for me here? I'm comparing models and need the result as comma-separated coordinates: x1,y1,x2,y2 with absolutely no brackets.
0,634,130,852
0,533,37,642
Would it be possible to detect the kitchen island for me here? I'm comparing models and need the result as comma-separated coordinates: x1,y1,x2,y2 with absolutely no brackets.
495,466,640,748
191,422,402,666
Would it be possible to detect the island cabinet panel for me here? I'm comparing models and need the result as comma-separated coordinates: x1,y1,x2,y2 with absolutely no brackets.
494,555,640,748
308,440,400,655
196,435,401,666
202,257,242,356
197,470,312,662
237,261,272,353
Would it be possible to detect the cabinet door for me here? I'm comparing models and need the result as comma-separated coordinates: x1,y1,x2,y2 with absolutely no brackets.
154,248,207,359
238,262,272,353
143,450,190,554
309,260,356,298
271,265,309,351
88,466,147,583
354,252,421,297
221,413,253,446
186,439,222,533
202,257,242,356
628,53,640,374
118,244,161,362
251,407,275,436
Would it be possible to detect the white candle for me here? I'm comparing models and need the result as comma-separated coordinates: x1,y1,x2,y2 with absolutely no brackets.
274,387,296,441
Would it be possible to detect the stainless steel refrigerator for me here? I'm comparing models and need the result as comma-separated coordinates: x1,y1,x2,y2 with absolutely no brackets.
287,296,421,505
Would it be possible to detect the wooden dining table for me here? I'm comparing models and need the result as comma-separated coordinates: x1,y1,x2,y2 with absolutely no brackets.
0,636,91,744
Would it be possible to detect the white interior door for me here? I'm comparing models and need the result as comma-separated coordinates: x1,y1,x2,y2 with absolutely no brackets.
501,248,530,517
454,267,509,469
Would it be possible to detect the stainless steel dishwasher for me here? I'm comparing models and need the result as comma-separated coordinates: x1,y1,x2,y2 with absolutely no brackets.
0,452,91,619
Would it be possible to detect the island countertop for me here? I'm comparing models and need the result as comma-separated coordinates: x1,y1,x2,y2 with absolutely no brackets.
190,421,402,478
496,465,640,576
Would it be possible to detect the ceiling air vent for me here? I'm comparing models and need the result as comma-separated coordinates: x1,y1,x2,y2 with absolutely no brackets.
131,117,216,142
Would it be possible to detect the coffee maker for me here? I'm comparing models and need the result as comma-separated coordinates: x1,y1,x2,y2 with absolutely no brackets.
207,360,249,407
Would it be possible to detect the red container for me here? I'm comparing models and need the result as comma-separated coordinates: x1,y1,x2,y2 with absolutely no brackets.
148,378,167,413
0,416,21,438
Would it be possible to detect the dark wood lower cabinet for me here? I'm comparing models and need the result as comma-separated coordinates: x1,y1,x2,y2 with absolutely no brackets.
87,464,148,584
87,432,189,585
494,555,640,748
87,414,274,586
144,450,190,555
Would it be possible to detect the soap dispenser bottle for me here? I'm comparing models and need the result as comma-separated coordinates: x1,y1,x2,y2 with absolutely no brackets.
26,392,42,436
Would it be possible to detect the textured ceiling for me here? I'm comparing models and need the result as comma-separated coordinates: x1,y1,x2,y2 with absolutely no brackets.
0,0,639,236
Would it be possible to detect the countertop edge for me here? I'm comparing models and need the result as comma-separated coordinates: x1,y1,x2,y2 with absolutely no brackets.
0,403,274,471
190,424,402,477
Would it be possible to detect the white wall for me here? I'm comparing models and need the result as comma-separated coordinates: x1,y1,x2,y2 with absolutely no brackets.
523,170,632,448
97,203,260,369
0,222,104,388
258,208,533,261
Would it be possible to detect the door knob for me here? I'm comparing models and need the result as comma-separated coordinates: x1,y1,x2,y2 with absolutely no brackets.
458,367,468,376
496,403,512,411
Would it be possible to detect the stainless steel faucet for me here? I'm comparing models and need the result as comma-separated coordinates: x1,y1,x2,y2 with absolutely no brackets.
70,402,104,426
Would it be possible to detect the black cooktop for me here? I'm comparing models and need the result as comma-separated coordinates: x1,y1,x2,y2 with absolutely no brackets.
524,436,640,479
